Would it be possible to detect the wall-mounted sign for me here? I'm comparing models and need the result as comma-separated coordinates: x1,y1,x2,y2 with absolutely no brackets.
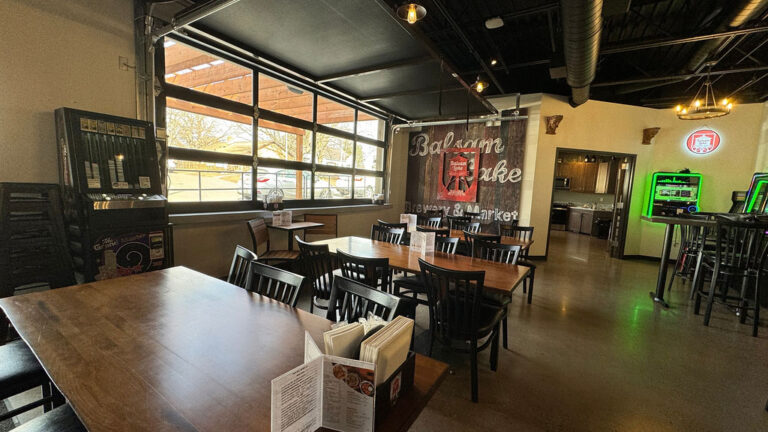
405,109,527,226
437,148,479,202
685,129,720,154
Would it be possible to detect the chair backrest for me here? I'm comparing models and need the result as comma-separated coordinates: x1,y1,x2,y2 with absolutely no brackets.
416,226,448,237
446,215,472,231
247,218,270,252
436,237,459,254
424,217,442,228
377,219,408,230
304,214,338,238
501,225,534,241
227,245,257,288
472,239,521,264
244,261,304,307
326,276,401,323
371,225,405,244
709,215,768,273
497,221,520,235
464,211,481,219
296,237,335,303
463,230,497,251
425,209,444,218
337,249,392,293
418,259,486,343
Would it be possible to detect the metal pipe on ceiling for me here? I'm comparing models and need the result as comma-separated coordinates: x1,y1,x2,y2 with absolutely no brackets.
593,64,768,87
391,114,527,133
560,0,603,106
152,0,242,39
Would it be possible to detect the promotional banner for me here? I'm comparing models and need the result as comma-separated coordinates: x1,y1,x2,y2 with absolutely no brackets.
404,110,527,228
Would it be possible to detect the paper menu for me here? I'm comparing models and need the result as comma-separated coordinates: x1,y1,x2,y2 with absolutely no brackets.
399,214,417,232
324,323,365,359
409,231,435,255
359,316,414,385
272,333,375,432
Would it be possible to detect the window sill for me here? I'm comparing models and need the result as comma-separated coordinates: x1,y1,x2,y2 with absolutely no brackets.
169,203,393,225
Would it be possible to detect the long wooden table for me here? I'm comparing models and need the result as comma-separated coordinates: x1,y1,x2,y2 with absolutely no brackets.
312,236,530,296
0,267,448,431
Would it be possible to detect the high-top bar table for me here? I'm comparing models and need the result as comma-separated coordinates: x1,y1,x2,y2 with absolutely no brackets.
0,267,448,431
641,215,716,308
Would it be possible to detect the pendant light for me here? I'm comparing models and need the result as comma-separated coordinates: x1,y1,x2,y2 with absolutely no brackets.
472,76,489,93
674,66,733,120
396,3,426,24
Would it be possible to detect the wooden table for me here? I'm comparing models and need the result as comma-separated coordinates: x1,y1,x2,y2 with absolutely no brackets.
415,226,534,251
312,236,530,296
0,267,448,432
267,221,324,250
641,215,716,308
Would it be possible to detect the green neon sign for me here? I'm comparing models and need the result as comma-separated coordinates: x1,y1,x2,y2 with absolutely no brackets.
745,180,768,213
645,172,702,217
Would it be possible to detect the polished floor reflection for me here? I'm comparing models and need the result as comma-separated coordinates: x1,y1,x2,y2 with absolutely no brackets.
408,230,768,431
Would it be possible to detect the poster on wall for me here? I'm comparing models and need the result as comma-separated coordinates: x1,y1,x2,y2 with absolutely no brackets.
404,109,527,229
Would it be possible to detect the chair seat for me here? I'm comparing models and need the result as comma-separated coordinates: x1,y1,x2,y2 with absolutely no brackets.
13,404,85,432
482,291,512,307
393,274,425,292
259,250,300,261
0,340,48,399
437,301,504,337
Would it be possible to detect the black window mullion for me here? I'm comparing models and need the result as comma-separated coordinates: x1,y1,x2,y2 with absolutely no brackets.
168,147,253,166
382,119,391,202
164,83,252,117
252,70,258,206
351,110,358,199
311,93,317,200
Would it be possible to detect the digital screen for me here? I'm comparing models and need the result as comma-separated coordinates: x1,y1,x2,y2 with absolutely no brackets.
654,184,698,202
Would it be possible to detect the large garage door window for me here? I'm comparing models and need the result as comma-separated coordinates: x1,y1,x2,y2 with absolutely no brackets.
161,38,388,212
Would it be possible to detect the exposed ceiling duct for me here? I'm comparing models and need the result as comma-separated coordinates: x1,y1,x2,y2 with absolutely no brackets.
560,0,603,106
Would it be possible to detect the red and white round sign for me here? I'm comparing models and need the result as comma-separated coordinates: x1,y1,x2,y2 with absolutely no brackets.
685,129,720,154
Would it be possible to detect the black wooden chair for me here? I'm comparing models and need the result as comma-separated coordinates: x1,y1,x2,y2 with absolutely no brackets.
472,239,522,349
394,237,460,310
226,245,257,288
693,214,768,336
464,231,500,253
446,215,472,231
416,226,448,237
371,225,405,245
244,261,305,307
499,225,536,303
0,339,62,423
423,217,442,228
10,404,85,432
377,219,408,230
326,276,402,323
246,218,300,265
419,259,503,403
464,211,481,219
497,221,520,234
337,249,393,294
296,237,335,313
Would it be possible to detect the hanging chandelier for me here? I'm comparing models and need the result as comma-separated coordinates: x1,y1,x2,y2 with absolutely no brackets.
675,67,733,120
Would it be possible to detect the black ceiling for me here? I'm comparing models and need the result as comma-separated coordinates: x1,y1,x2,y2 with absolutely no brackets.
155,0,768,120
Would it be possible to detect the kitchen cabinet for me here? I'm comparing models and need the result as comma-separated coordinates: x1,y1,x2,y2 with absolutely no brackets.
558,162,599,193
567,208,613,235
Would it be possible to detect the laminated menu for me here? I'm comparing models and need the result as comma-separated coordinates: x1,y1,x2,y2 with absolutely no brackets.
399,214,417,232
271,333,376,432
273,210,293,227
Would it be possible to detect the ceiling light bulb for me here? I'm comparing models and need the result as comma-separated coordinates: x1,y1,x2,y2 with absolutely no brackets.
681,108,687,114
490,58,498,66
407,4,418,24
476,82,485,92
727,103,733,109
722,98,728,105
485,17,504,29
694,100,700,107
675,105,682,112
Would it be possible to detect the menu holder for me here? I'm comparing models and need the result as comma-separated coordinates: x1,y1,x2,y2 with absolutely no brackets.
409,231,435,255
272,210,293,226
374,351,416,424
399,214,417,232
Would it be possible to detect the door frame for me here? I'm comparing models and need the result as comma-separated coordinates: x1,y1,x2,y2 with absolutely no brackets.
544,148,637,258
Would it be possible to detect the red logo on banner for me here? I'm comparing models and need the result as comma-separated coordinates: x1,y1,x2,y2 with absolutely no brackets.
438,148,479,202
685,129,720,154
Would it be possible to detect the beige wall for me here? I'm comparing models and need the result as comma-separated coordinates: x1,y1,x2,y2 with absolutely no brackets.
489,93,766,258
0,0,137,183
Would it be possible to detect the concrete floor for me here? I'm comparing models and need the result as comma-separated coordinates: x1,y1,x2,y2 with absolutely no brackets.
404,230,768,432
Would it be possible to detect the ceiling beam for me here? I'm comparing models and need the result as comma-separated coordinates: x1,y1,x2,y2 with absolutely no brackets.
592,65,768,87
600,25,768,54
153,0,243,39
316,57,435,83
431,0,505,93
360,86,465,102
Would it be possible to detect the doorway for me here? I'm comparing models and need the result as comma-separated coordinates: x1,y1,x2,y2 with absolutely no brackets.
546,148,636,259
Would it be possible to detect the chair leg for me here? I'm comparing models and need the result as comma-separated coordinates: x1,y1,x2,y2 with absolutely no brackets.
703,270,719,326
470,339,479,403
490,325,499,372
527,271,535,304
522,279,527,294
689,251,703,300
309,298,314,314
753,284,760,338
42,382,52,412
502,315,508,349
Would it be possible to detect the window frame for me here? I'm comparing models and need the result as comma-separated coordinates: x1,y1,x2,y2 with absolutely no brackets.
159,36,390,213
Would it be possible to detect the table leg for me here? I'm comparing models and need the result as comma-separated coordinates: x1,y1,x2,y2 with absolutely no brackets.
649,223,674,308
287,230,294,251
